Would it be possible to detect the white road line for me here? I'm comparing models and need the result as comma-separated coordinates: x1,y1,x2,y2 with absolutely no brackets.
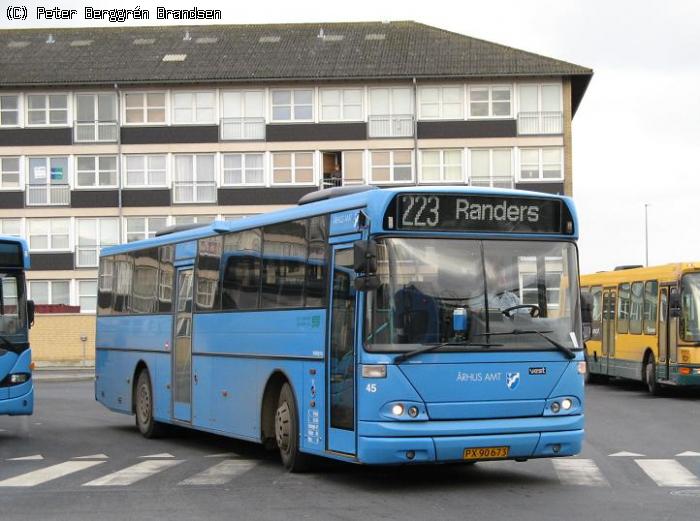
179,459,257,485
139,453,175,459
0,461,105,487
552,459,609,486
636,459,700,487
83,460,182,487
73,454,109,460
8,454,44,461
609,451,645,457
676,451,700,457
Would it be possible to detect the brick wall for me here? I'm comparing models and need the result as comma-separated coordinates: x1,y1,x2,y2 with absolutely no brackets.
29,314,96,363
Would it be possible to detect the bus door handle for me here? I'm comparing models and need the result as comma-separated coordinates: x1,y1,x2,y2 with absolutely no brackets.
193,373,198,385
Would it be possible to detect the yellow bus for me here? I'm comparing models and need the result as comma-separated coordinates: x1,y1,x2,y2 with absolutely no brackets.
580,263,700,394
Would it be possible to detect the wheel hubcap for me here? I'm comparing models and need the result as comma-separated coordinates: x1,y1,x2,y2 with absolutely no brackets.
275,402,291,452
137,383,150,425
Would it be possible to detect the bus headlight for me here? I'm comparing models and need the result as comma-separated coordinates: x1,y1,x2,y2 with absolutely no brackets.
9,373,29,384
561,398,573,411
391,404,405,416
381,401,427,421
545,396,580,416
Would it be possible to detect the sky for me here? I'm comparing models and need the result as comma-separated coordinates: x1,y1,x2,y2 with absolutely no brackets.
3,0,699,273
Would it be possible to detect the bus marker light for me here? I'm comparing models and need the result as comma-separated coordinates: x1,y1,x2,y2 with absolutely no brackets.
679,367,691,375
694,369,700,375
550,401,561,413
362,365,387,378
391,404,404,416
577,361,586,375
406,450,415,460
552,444,561,453
561,398,572,410
408,406,419,417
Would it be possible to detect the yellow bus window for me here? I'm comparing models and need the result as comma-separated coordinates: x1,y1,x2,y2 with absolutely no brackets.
617,283,630,333
629,282,644,334
643,281,658,334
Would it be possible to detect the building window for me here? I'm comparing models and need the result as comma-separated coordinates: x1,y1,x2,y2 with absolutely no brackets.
368,87,413,137
0,219,21,237
75,156,117,188
78,280,97,313
75,93,118,142
124,155,167,187
26,94,68,125
220,90,265,140
172,91,216,124
418,86,464,119
370,150,413,184
519,148,563,181
0,157,21,188
29,280,70,306
76,218,119,267
173,215,216,226
517,84,563,134
222,153,264,186
28,218,70,251
125,217,168,243
26,157,69,206
0,95,20,126
124,92,166,124
320,89,363,121
173,154,216,203
420,149,463,183
271,89,313,122
272,152,314,185
469,85,512,118
469,149,513,188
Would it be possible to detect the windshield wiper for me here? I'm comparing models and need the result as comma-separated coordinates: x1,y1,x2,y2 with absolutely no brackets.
476,329,577,360
395,341,504,364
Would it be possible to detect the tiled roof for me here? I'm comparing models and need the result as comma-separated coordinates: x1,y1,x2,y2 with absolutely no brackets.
0,21,593,112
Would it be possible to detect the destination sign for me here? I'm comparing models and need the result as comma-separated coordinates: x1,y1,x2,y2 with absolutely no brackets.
389,194,571,234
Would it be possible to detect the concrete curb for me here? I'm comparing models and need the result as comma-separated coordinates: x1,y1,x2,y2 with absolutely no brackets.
33,369,95,383
34,374,95,383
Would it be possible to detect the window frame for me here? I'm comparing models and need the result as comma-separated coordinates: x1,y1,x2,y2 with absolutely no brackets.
28,279,71,306
172,154,217,204
418,149,464,183
643,280,659,335
468,84,513,119
124,216,169,243
0,218,22,237
74,155,118,189
617,282,631,334
122,154,169,188
0,156,22,190
517,147,564,182
221,153,266,187
76,217,119,268
0,93,22,127
270,88,314,123
122,91,168,126
171,90,217,125
369,150,414,184
517,83,563,113
27,218,71,252
78,279,98,313
629,281,644,335
25,92,70,127
271,152,315,186
468,148,514,188
417,85,465,120
318,88,364,122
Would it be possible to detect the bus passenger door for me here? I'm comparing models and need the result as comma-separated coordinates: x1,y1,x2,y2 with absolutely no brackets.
658,288,669,380
172,267,194,423
602,290,616,375
326,246,357,455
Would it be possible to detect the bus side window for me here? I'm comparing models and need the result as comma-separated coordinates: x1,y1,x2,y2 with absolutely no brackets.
113,253,133,315
97,256,114,316
643,281,658,334
261,220,308,309
629,281,644,334
221,229,262,311
158,245,175,313
590,285,602,340
305,215,328,308
195,236,222,312
617,283,630,334
132,248,159,314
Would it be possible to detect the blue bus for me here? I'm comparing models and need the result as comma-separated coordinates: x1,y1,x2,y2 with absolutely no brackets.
0,235,34,416
95,186,588,471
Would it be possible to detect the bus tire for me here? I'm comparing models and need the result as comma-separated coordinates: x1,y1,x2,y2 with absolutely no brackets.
135,369,166,439
275,383,310,472
644,355,661,396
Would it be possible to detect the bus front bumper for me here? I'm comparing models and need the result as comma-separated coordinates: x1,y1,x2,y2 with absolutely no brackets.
0,386,34,416
357,414,583,464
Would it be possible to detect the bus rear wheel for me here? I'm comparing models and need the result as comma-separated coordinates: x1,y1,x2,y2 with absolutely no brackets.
275,383,310,472
135,370,166,438
644,356,661,396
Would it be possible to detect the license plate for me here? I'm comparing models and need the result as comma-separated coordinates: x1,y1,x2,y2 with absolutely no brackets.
463,446,510,461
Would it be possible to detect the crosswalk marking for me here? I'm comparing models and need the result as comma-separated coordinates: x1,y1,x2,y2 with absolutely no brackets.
609,451,645,457
8,454,43,461
552,459,609,486
0,461,105,487
73,454,109,460
179,459,256,485
636,459,700,487
139,453,175,459
83,460,183,487
676,451,700,457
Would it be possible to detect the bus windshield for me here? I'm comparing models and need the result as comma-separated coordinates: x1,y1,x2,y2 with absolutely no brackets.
681,273,700,342
364,238,580,353
0,272,24,337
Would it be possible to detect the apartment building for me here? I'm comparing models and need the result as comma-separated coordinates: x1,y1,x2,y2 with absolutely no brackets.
0,21,592,320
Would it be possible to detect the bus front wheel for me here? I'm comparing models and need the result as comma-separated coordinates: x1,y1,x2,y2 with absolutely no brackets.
275,383,310,472
135,369,166,438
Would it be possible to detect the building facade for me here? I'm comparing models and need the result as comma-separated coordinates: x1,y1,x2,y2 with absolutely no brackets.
0,21,591,337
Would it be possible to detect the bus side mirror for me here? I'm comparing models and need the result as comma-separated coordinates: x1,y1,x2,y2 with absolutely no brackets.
27,300,35,329
354,275,380,292
670,292,682,318
353,239,377,275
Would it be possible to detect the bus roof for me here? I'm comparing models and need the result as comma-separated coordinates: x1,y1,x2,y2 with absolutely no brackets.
102,185,578,256
581,262,700,286
0,234,30,269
